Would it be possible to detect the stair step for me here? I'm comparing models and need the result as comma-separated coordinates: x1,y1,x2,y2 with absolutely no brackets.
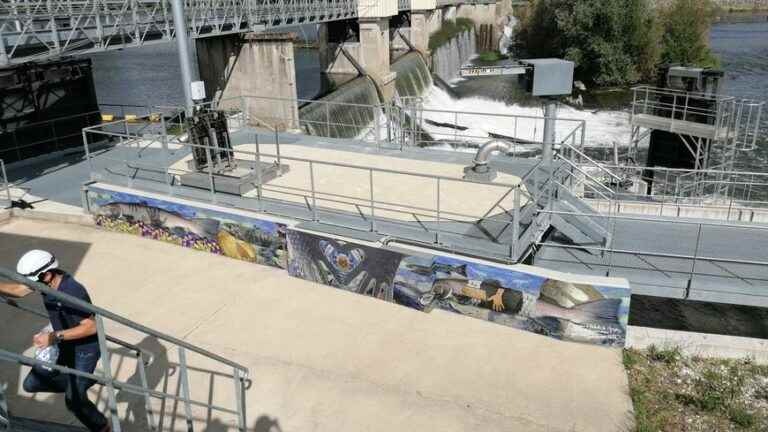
554,200,608,245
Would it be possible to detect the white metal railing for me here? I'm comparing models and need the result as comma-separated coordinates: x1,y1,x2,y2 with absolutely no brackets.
0,159,11,208
0,266,250,431
81,112,548,262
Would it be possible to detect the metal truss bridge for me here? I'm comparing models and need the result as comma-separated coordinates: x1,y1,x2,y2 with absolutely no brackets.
0,0,486,66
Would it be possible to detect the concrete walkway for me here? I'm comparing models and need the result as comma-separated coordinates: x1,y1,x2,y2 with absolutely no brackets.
0,217,634,432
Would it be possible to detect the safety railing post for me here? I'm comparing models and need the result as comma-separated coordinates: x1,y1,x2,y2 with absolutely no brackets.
160,113,173,195
1,160,12,205
687,224,704,299
374,105,381,150
309,161,318,222
512,187,520,260
233,368,246,432
136,351,157,431
95,315,122,432
177,347,194,432
205,142,217,204
255,134,264,211
436,178,441,222
369,169,375,232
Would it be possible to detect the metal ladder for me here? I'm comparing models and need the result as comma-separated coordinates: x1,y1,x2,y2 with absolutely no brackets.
0,267,249,432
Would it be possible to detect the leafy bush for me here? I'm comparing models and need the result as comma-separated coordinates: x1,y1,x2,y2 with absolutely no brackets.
429,18,475,51
515,0,718,86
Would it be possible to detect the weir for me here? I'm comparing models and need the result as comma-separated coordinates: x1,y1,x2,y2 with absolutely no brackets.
432,30,477,83
299,77,382,139
391,52,433,99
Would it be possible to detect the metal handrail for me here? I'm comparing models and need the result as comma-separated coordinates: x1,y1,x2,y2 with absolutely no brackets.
0,266,249,430
0,268,248,373
0,160,11,207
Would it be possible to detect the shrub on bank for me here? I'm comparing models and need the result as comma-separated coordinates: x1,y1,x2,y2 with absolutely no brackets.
429,18,475,51
515,0,719,86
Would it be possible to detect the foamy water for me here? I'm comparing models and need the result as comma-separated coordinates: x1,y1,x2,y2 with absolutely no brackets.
419,86,633,149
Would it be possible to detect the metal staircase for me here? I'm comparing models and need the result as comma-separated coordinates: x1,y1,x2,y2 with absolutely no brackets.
0,267,249,432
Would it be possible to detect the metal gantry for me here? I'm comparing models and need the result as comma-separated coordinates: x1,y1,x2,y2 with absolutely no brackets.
0,0,359,65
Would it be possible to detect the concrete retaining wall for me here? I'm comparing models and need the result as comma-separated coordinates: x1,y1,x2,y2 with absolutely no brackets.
83,182,632,348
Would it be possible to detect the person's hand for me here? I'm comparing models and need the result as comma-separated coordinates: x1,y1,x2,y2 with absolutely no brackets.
489,289,505,312
33,332,53,348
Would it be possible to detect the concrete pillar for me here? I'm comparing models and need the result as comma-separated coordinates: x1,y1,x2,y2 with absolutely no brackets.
358,18,397,100
409,11,430,54
197,32,299,131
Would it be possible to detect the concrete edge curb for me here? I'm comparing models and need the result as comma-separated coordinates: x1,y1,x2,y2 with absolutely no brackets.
627,325,768,364
6,209,94,227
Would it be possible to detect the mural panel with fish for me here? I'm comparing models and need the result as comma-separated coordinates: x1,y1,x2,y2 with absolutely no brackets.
286,230,403,301
394,255,631,347
87,187,288,268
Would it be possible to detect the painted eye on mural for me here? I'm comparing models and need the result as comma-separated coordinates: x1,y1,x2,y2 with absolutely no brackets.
320,240,365,275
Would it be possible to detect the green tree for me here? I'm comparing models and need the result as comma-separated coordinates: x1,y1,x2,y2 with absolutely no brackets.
516,0,661,86
659,0,719,67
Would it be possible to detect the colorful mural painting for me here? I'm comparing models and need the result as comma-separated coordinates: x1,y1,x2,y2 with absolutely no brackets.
285,229,630,347
87,188,288,269
86,185,630,347
286,230,403,301
394,255,630,347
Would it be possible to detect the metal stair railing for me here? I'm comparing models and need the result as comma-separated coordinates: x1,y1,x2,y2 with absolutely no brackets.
1,159,11,208
0,266,249,432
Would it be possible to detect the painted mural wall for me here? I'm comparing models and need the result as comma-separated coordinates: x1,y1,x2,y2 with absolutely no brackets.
87,187,288,269
86,185,631,347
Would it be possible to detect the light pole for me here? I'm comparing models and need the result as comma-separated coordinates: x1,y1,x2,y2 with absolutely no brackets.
170,0,196,115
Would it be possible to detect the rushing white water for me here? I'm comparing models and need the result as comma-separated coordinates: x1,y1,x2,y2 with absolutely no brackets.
419,85,633,149
432,31,477,84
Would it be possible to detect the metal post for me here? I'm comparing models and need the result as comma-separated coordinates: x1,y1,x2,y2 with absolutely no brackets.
374,106,381,149
512,187,520,260
369,169,375,232
542,98,557,166
204,143,217,204
1,160,11,207
160,114,173,194
309,161,318,221
687,224,703,299
255,134,263,210
436,178,441,222
177,347,194,432
275,129,281,167
170,0,195,115
95,316,122,432
233,368,246,432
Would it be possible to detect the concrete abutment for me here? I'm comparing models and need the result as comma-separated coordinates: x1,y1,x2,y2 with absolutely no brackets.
196,32,299,131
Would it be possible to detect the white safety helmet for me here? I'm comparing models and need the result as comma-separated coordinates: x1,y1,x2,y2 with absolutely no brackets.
17,250,59,281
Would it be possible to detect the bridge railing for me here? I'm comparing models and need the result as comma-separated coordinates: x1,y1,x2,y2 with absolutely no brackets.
0,266,250,431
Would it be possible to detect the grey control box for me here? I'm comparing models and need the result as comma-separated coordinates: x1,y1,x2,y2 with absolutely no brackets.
520,58,574,96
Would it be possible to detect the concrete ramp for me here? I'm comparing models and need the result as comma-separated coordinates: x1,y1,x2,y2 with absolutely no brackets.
0,218,634,431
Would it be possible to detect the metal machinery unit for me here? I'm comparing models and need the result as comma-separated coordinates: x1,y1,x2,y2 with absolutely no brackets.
180,108,289,195
0,58,101,163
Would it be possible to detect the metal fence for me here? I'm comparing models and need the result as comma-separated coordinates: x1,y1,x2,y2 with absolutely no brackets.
0,111,101,164
536,210,768,304
81,110,555,262
0,266,250,431
220,95,588,154
0,159,11,208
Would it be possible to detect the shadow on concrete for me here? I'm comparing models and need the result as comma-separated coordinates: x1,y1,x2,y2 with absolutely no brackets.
253,415,283,432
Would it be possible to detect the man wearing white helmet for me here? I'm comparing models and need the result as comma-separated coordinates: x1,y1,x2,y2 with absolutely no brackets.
0,250,110,432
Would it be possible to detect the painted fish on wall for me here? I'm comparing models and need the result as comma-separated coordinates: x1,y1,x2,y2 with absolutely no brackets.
89,189,288,269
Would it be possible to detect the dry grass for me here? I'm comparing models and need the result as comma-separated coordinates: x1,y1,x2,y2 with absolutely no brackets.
624,346,768,431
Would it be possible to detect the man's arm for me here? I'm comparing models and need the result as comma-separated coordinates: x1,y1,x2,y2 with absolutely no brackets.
0,281,33,298
34,316,98,348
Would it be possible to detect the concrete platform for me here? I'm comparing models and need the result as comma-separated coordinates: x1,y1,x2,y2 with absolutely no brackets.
0,217,635,432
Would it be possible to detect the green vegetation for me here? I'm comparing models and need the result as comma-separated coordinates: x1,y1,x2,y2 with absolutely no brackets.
428,18,475,51
624,346,768,431
477,51,507,63
515,0,720,86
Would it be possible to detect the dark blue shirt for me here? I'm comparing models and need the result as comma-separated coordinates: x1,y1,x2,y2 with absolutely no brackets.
42,274,100,356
